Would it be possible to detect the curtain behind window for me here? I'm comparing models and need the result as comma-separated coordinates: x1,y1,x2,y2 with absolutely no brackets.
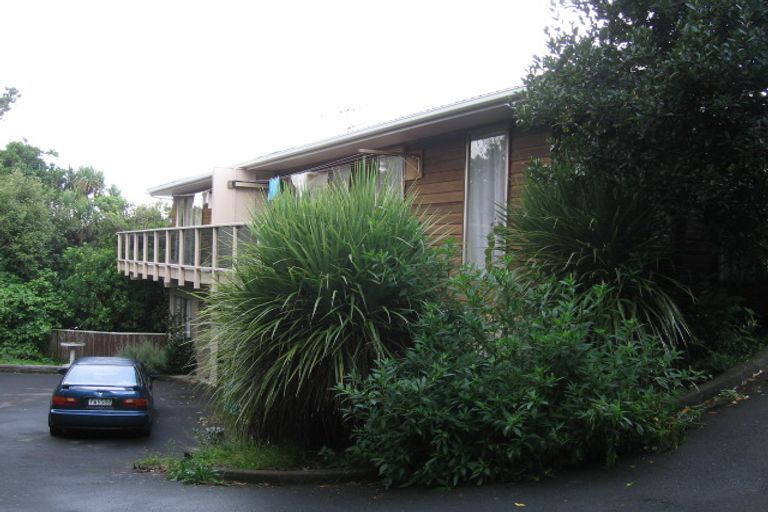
465,133,508,268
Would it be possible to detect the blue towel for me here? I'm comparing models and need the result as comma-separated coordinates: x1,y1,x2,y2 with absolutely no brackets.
268,177,281,201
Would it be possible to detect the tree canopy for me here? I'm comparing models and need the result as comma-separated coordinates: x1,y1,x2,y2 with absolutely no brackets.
0,87,19,120
517,0,768,273
0,137,169,348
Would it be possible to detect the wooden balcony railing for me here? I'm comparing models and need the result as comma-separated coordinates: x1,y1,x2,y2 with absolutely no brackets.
116,223,250,289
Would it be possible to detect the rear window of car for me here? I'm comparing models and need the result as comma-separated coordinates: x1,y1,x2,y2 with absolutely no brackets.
62,365,138,387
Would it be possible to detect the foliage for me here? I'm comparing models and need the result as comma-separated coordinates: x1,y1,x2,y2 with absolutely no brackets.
339,266,703,488
0,271,68,351
516,0,768,273
179,441,311,472
496,172,690,347
0,87,19,120
0,342,56,364
0,171,57,279
59,245,168,332
203,168,451,446
118,340,169,375
164,314,196,375
687,292,767,375
167,457,224,485
0,141,65,190
0,133,169,355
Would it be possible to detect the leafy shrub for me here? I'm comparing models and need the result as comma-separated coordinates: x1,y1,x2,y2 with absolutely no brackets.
60,245,168,332
0,271,68,351
0,342,55,364
202,168,451,446
339,266,702,488
164,314,195,375
496,173,691,348
118,340,168,375
687,291,767,375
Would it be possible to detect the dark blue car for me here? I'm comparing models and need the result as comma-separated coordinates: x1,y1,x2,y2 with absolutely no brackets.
48,357,154,436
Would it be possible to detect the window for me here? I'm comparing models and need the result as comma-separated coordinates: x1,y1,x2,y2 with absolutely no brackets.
287,155,404,197
377,155,404,197
174,296,193,338
464,131,508,268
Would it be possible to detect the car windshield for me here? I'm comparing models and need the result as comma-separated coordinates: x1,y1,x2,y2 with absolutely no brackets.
62,365,138,387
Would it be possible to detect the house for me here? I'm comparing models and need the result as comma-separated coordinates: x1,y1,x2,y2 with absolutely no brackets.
116,87,549,373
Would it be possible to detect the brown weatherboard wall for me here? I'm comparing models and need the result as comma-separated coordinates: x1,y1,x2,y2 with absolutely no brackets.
405,125,550,254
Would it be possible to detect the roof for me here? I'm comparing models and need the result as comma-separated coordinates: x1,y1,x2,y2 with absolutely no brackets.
147,171,213,198
234,87,524,179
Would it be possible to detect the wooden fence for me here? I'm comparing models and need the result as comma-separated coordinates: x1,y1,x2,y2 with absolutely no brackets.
48,329,167,362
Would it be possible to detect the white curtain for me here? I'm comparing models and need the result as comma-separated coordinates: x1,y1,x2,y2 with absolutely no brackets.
465,134,508,268
378,156,404,197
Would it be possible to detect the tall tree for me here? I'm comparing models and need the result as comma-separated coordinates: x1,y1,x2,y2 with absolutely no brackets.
0,172,56,279
0,87,19,120
517,0,768,278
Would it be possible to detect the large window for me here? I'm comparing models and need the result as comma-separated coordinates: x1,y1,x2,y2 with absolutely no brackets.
288,155,404,197
464,131,508,268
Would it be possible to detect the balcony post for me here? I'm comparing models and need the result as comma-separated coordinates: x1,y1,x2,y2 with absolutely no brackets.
165,228,171,282
178,228,185,285
193,228,201,288
152,231,159,281
142,232,148,277
116,233,122,273
232,225,238,261
212,226,218,268
131,233,137,277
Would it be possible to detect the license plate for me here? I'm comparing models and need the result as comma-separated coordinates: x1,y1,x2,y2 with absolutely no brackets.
87,398,112,407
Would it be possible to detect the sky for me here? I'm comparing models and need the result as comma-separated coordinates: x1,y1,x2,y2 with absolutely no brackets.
0,0,554,205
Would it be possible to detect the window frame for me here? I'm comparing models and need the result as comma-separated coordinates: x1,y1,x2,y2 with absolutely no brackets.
462,126,510,266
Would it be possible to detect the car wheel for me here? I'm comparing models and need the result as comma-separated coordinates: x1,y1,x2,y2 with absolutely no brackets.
138,426,152,437
49,425,64,437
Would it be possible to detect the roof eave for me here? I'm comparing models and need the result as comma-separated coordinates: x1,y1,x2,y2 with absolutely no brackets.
235,86,525,173
147,172,214,198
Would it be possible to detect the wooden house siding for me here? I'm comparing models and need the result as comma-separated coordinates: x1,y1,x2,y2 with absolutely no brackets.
404,125,550,253
406,132,468,249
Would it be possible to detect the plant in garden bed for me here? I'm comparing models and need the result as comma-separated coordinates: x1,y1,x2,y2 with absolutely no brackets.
338,264,704,488
135,425,350,485
201,166,451,446
495,172,691,349
0,342,56,365
686,291,768,375
118,340,168,375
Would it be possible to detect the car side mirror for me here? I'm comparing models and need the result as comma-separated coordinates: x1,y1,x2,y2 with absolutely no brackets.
57,367,68,375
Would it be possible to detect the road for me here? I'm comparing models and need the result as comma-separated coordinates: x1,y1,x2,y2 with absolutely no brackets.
1,372,767,511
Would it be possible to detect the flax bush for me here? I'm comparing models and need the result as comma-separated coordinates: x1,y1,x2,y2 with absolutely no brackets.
495,173,691,348
339,265,703,488
202,168,450,446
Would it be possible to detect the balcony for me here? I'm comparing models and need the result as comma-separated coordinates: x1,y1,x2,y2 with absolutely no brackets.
116,223,250,289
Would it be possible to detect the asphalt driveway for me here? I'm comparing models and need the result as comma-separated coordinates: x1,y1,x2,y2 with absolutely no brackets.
2,371,768,512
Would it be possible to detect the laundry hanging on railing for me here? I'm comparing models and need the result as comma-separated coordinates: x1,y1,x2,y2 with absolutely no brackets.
267,177,281,201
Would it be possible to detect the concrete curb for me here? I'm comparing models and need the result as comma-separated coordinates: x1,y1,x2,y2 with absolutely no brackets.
677,346,768,408
216,467,377,486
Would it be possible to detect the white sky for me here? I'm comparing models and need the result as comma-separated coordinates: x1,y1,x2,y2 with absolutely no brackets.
0,0,554,205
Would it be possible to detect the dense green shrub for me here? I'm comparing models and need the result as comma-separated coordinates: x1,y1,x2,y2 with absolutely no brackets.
0,342,55,364
203,168,451,445
516,0,768,273
0,271,68,351
687,292,767,375
164,314,196,375
60,245,168,332
339,266,702,488
118,340,168,375
496,173,691,348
